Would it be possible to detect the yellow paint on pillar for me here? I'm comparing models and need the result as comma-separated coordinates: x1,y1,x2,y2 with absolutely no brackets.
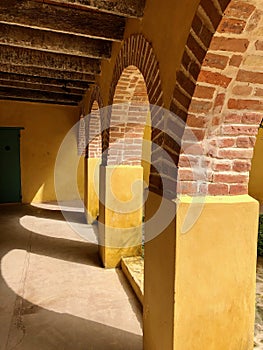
98,165,143,268
84,157,101,224
144,193,258,350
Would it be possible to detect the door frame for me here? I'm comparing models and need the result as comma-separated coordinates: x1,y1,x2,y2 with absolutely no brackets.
0,126,24,203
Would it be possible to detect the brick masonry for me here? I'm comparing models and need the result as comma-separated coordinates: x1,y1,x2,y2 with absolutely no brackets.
85,85,103,159
174,0,263,196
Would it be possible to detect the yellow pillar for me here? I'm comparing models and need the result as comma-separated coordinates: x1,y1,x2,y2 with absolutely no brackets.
144,192,258,350
98,165,143,268
84,157,100,224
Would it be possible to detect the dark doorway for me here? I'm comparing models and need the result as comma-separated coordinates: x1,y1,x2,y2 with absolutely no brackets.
0,127,23,203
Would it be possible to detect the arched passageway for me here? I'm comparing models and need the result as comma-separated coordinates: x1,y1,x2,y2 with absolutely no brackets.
98,65,151,267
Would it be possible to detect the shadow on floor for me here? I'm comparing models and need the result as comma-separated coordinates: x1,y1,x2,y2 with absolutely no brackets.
0,204,143,350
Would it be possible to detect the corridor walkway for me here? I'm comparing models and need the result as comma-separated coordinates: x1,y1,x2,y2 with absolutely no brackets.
0,204,142,350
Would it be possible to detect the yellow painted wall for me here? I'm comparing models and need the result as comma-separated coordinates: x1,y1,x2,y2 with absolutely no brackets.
99,165,143,267
174,195,258,350
249,128,263,203
0,100,83,203
84,157,101,223
144,193,258,350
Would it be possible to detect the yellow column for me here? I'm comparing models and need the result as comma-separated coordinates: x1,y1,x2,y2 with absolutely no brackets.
144,193,258,350
84,157,100,224
98,165,143,268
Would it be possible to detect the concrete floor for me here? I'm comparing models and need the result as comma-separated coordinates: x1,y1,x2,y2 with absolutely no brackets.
0,203,142,350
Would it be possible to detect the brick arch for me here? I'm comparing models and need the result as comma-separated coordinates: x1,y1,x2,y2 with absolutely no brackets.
107,65,150,166
170,0,263,196
105,34,163,180
85,85,103,159
108,34,163,107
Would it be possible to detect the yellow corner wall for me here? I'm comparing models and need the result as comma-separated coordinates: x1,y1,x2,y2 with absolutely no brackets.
84,157,101,223
249,127,263,203
0,100,83,203
175,195,258,350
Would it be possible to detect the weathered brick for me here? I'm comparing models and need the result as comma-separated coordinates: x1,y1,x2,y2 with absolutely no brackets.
213,173,248,183
232,85,253,96
210,37,249,52
233,160,251,172
194,85,215,99
217,138,236,148
178,154,200,167
229,184,248,195
178,169,194,181
207,183,229,195
198,70,232,87
224,2,255,20
203,53,229,69
212,161,232,171
228,98,263,111
229,55,242,67
218,18,246,34
255,40,263,51
236,136,256,148
237,70,263,84
214,93,226,113
217,148,253,159
224,113,242,123
223,124,258,136
177,181,198,195
254,88,263,97
187,115,207,128
189,99,213,114
242,113,262,124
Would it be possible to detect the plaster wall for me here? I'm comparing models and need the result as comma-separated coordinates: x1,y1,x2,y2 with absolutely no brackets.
0,100,83,203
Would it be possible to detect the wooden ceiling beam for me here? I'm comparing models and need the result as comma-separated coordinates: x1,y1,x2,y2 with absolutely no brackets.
0,96,80,106
35,0,146,18
0,64,96,82
0,72,91,90
0,45,100,74
0,86,82,105
0,1,125,41
0,80,85,95
0,23,112,59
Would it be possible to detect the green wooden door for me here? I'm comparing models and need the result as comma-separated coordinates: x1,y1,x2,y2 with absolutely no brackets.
0,128,22,203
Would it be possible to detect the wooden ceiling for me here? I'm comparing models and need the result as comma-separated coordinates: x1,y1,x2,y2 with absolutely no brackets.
0,0,145,105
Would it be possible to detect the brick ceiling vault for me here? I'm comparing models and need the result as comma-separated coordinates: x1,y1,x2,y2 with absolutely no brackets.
0,0,145,105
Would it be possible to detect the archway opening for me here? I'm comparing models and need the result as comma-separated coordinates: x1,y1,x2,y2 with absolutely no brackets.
100,65,150,289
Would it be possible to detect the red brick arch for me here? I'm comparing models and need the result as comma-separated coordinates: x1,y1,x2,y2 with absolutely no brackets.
107,65,150,166
104,34,164,180
85,85,103,159
169,0,263,196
